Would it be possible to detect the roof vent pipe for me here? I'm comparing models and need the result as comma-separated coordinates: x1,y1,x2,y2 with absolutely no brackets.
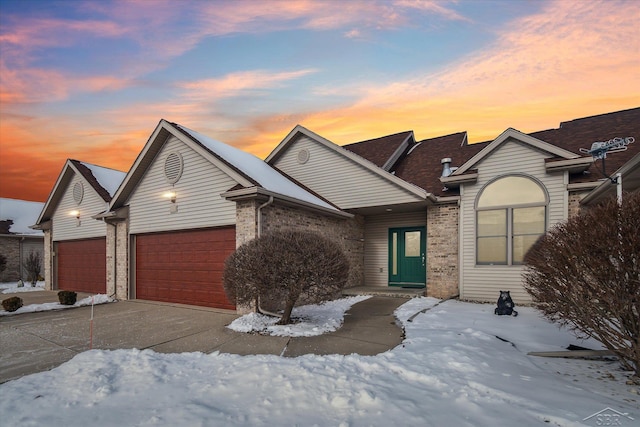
441,158,452,177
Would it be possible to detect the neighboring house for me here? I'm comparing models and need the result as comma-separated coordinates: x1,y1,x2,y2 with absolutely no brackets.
0,198,45,282
34,107,640,310
33,160,126,294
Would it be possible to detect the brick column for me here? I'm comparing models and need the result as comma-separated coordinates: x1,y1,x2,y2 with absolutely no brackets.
426,202,459,299
115,220,129,300
43,230,53,290
235,200,259,247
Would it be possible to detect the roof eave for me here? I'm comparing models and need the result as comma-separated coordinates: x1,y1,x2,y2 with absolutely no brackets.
440,172,479,186
545,157,594,173
92,206,129,222
222,186,353,219
29,219,51,231
581,151,640,205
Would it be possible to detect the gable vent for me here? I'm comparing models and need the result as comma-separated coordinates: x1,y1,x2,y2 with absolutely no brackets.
164,152,184,184
73,181,84,205
297,148,310,164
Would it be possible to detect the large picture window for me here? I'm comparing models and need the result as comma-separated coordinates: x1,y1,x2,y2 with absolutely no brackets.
476,176,547,265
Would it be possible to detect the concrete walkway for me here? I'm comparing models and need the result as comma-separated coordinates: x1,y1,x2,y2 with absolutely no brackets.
0,292,406,383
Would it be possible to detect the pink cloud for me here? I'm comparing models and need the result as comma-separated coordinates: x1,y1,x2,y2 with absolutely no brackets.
177,69,318,100
291,0,640,143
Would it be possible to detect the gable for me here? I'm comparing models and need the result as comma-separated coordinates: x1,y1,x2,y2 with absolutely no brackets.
51,171,110,240
126,135,238,234
36,159,125,227
268,131,426,211
453,128,579,177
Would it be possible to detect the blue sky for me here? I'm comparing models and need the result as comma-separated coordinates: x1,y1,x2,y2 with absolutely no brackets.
0,0,638,201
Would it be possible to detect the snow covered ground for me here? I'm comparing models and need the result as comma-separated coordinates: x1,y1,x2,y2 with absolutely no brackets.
228,295,370,337
0,280,45,293
1,281,114,316
1,297,637,426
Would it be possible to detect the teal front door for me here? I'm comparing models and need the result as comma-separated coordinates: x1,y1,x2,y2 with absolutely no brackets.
388,227,426,288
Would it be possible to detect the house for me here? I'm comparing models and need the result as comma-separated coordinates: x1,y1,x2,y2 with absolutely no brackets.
33,160,126,294
0,198,45,282
34,107,640,309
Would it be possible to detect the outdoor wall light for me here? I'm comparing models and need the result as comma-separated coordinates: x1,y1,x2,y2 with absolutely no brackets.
163,191,177,203
69,210,81,226
163,191,178,213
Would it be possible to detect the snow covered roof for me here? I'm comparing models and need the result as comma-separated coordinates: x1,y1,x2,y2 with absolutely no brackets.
0,198,44,236
177,124,339,212
71,160,126,201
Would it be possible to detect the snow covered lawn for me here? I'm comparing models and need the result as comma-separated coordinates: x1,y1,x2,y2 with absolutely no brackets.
0,280,45,293
228,295,370,337
1,298,637,426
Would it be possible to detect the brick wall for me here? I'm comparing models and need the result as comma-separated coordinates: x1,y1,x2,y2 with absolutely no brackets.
0,237,20,282
568,191,589,218
426,202,459,299
235,202,365,288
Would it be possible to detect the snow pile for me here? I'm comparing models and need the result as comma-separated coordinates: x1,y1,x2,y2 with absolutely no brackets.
0,281,45,294
0,294,113,316
228,295,370,337
0,298,637,426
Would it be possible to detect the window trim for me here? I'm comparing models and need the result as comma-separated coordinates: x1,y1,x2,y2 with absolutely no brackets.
475,174,548,266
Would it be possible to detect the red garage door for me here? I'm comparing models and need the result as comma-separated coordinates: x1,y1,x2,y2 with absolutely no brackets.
57,238,106,294
135,227,236,310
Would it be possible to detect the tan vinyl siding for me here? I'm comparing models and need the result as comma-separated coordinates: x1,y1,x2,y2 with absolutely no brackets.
272,135,422,209
460,139,567,303
364,211,426,287
128,136,237,234
52,175,108,241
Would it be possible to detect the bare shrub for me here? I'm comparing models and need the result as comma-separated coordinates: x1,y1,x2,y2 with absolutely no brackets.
523,191,640,376
23,250,42,285
223,229,350,325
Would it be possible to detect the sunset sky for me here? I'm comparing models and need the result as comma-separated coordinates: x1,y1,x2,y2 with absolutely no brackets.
1,0,638,202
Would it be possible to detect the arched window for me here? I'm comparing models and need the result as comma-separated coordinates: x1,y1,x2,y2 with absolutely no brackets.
476,175,547,265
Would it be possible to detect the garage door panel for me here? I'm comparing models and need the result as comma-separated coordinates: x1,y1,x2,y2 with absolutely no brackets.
57,238,106,294
135,227,235,310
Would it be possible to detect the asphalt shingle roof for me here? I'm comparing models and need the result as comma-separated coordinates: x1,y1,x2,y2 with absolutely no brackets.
341,107,640,195
343,131,413,169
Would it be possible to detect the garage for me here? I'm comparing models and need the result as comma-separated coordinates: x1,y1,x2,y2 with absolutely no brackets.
134,226,236,310
56,238,107,294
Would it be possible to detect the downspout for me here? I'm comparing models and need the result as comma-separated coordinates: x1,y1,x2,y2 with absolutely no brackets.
256,195,274,238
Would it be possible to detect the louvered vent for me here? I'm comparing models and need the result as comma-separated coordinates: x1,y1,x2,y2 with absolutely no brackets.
297,148,310,164
164,152,184,184
73,182,84,205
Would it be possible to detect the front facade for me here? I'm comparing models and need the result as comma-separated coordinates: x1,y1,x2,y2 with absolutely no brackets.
35,107,640,309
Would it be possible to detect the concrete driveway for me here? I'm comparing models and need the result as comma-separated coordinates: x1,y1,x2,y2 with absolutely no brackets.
0,293,405,383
